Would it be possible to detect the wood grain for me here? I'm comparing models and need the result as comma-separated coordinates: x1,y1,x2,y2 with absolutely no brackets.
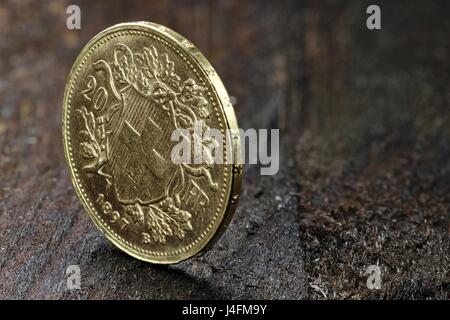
0,0,448,299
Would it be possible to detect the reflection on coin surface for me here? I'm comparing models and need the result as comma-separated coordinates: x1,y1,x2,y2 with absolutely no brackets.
62,22,242,264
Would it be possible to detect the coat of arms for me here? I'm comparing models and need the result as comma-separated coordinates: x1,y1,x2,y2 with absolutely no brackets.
76,43,218,244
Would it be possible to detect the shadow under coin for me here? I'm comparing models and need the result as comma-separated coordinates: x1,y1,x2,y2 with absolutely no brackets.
70,242,225,299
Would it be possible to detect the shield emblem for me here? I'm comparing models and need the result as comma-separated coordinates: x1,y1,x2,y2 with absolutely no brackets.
108,86,176,205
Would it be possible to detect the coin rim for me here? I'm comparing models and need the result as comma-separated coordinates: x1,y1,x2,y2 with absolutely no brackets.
62,22,242,264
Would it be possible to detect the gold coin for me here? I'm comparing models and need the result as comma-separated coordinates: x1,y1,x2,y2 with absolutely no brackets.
62,22,242,264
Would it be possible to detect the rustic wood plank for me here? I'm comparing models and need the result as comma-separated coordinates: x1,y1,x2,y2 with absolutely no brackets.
0,0,448,299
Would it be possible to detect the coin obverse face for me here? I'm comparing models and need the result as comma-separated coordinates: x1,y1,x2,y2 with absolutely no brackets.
62,22,242,264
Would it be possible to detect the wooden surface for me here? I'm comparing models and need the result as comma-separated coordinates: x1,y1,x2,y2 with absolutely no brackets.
0,0,448,299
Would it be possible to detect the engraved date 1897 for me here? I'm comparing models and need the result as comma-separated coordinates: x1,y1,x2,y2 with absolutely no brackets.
96,194,129,230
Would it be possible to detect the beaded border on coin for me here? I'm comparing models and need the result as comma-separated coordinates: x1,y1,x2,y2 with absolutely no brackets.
62,22,242,264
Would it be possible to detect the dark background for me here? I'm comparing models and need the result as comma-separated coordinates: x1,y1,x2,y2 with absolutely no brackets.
0,0,448,299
